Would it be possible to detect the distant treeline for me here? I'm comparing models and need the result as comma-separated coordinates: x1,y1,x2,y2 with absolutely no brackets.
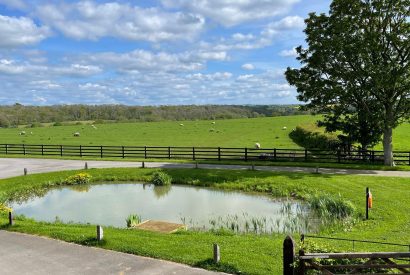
0,104,309,127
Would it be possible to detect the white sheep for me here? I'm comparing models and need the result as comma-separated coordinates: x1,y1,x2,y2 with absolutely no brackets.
19,131,26,136
73,132,80,137
180,123,184,126
212,121,216,124
282,126,287,130
255,143,261,149
91,125,97,130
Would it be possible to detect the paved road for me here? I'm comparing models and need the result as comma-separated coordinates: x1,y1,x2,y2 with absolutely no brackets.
0,231,220,275
1,157,410,179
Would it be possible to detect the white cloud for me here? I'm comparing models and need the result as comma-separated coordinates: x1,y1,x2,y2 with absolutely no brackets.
242,63,255,70
162,0,300,26
262,16,304,37
0,0,27,10
54,64,102,77
35,1,205,42
279,47,298,57
0,15,50,48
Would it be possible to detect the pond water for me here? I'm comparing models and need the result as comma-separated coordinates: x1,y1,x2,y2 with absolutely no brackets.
10,183,317,233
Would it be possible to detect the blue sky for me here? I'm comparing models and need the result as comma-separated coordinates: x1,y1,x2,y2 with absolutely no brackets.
0,0,331,105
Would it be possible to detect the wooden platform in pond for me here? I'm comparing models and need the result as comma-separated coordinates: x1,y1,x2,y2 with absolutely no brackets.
135,220,186,233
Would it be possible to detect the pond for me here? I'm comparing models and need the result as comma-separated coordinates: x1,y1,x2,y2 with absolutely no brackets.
10,183,317,233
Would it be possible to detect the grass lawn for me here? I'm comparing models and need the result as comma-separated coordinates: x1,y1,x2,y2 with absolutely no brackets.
0,115,319,148
1,168,409,274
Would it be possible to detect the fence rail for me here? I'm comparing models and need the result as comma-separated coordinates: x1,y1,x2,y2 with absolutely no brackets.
0,143,409,165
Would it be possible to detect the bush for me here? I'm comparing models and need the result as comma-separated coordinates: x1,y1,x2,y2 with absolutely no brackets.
0,203,12,213
29,122,43,128
289,124,341,151
64,173,92,185
308,193,355,219
126,214,142,228
151,171,172,186
53,122,63,126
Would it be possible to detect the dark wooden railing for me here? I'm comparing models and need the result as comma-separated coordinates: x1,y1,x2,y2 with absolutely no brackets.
0,144,409,165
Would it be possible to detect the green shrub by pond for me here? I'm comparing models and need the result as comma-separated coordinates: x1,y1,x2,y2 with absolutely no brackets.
126,214,142,228
151,171,172,186
64,172,92,185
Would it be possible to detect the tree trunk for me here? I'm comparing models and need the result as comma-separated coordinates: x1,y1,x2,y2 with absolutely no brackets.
383,126,394,166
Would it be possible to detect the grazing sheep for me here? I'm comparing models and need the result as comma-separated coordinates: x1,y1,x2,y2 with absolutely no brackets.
180,123,184,126
255,143,261,149
282,126,287,130
91,124,97,129
212,121,216,124
73,132,80,137
19,131,26,136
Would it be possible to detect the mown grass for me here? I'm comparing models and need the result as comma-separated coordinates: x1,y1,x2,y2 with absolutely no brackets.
0,115,318,148
0,168,409,274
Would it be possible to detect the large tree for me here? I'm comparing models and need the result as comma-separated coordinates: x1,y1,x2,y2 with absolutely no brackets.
286,0,410,166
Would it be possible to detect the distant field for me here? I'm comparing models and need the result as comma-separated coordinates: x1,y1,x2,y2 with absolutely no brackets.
0,115,408,150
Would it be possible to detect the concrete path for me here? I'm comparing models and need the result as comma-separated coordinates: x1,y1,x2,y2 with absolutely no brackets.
1,157,410,179
0,231,220,275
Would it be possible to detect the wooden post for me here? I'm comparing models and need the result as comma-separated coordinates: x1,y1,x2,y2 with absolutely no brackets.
24,168,27,176
304,149,308,161
144,146,147,159
218,147,221,161
408,152,410,166
5,144,8,155
23,144,26,155
213,243,220,263
96,225,103,241
142,161,145,168
8,211,13,226
41,144,44,156
245,148,248,162
122,146,125,159
283,236,295,275
168,147,171,159
192,147,196,161
60,145,63,157
371,151,375,163
84,162,88,170
100,146,103,158
298,249,306,275
79,145,82,157
274,148,277,161
366,187,369,220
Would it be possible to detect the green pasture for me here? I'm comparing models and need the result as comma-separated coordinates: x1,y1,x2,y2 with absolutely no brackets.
1,168,409,274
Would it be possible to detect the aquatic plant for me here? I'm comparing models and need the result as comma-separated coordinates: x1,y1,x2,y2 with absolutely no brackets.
308,193,355,220
126,214,142,228
151,171,172,186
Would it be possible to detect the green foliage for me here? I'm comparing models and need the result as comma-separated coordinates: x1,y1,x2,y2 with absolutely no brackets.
308,194,355,220
53,122,63,126
0,203,12,213
126,214,142,228
151,171,172,186
289,125,341,151
285,0,410,165
64,173,92,185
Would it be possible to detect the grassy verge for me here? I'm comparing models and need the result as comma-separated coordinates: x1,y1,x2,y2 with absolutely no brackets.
1,153,410,171
1,168,409,274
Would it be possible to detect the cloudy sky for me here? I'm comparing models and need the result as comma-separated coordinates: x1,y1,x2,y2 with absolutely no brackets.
0,0,331,106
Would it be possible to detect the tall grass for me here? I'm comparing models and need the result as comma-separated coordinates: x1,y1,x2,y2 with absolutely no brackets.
308,194,355,220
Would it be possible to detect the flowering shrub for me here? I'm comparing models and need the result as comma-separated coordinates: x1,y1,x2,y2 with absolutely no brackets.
64,173,92,185
151,171,172,186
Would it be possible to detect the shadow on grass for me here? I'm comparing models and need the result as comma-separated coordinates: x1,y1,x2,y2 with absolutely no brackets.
77,237,107,246
194,258,241,274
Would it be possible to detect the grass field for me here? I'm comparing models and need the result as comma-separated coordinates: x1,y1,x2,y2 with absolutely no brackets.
0,115,409,150
1,168,409,274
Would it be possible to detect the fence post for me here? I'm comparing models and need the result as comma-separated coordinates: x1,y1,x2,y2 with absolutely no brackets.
96,225,103,241
79,145,82,157
192,147,196,161
144,146,147,159
218,147,221,161
371,151,375,163
23,144,26,155
8,211,13,226
298,249,306,275
60,145,63,157
122,146,125,159
274,148,277,161
5,144,8,155
213,243,220,263
245,148,248,162
366,187,370,220
304,149,308,161
41,144,44,156
100,146,103,158
283,236,295,275
408,152,410,166
337,150,341,163
24,168,27,176
168,147,171,159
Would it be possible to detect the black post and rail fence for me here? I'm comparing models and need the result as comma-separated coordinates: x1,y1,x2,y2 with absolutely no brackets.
0,143,409,165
